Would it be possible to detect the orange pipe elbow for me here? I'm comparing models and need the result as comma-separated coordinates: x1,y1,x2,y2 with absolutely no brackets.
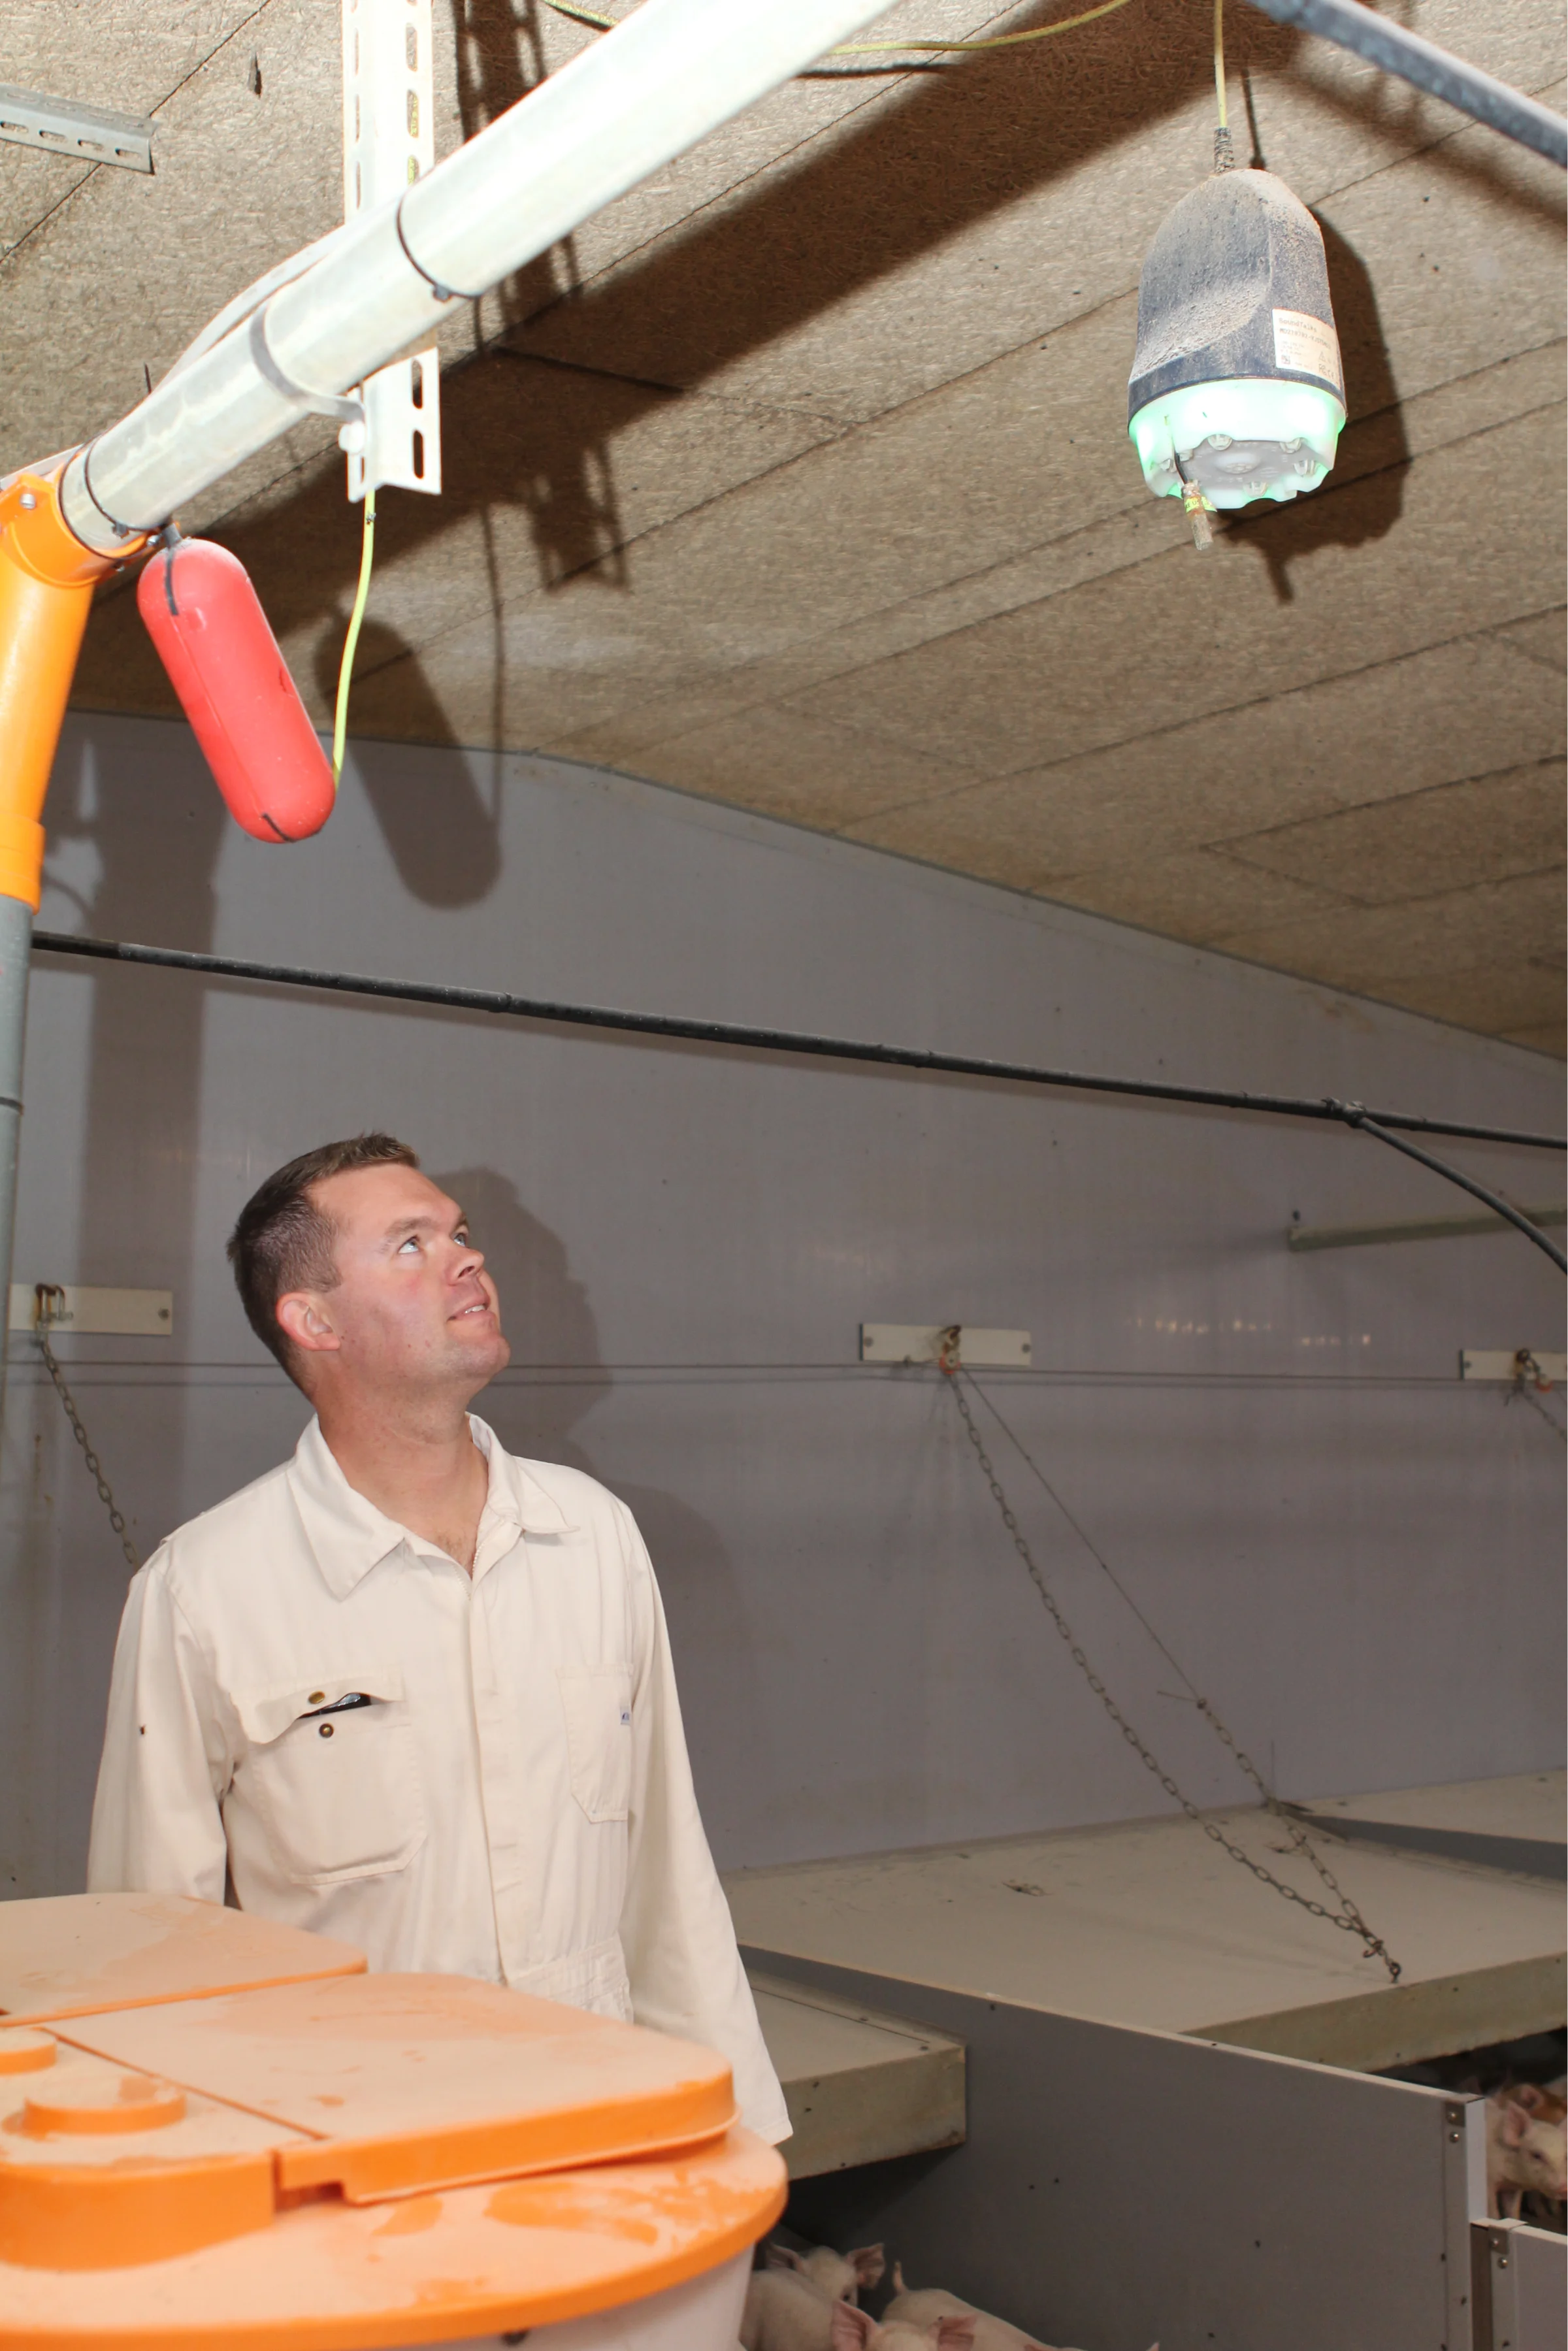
0,464,146,911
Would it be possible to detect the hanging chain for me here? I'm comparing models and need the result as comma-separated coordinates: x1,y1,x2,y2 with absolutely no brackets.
31,1288,141,1575
1506,1350,1567,1445
936,1338,1400,1982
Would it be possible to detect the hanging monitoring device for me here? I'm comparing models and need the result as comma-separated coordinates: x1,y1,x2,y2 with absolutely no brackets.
1128,169,1346,540
1128,2,1345,546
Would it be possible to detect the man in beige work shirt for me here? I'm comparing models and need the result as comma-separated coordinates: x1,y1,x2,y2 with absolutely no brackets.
88,1132,788,2142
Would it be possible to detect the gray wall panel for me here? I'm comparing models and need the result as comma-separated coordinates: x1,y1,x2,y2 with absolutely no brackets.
1476,2219,1568,2351
2,714,1561,1896
755,1948,1473,2351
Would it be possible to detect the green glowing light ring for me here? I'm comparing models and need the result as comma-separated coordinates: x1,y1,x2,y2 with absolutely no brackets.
1130,377,1347,506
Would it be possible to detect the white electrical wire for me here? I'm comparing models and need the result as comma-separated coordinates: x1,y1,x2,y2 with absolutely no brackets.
158,223,359,387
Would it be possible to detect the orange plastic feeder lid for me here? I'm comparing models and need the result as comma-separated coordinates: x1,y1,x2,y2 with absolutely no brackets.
0,1892,365,2024
0,1897,785,2350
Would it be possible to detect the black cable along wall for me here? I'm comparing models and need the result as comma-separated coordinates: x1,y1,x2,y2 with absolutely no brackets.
32,931,1567,1272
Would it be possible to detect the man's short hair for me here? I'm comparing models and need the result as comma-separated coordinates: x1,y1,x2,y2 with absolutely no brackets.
227,1134,419,1373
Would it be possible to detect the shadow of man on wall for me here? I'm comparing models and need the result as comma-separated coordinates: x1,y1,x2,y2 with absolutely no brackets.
433,1162,767,1865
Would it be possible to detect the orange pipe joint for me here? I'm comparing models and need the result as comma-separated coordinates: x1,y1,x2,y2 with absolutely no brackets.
0,463,145,911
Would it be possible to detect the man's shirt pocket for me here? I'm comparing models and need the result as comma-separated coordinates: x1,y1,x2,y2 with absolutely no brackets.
231,1666,426,1886
555,1666,633,1824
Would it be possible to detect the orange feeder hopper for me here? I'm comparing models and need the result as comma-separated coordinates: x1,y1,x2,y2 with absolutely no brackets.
0,1894,785,2351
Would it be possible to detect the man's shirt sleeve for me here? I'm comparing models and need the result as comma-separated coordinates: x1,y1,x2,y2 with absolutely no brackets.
615,1504,792,2146
87,1554,231,1901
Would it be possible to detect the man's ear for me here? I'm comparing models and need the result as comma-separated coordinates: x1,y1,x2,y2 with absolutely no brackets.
274,1292,342,1356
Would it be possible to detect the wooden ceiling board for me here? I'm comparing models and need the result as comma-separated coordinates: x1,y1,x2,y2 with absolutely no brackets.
846,635,1566,883
1225,759,1567,903
1494,610,1566,672
1217,866,1567,996
0,3,261,259
785,414,1565,771
5,0,1563,1051
625,699,990,831
1375,962,1565,1046
1041,851,1350,944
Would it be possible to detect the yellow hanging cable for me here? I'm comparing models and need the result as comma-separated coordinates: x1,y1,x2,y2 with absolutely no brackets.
332,489,376,790
1213,0,1235,167
830,0,1135,58
544,0,1136,59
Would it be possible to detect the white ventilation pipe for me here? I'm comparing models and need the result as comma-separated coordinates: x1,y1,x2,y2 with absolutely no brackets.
60,0,894,554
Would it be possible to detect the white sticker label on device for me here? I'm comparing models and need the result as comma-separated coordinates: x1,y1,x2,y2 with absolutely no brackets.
1272,307,1343,391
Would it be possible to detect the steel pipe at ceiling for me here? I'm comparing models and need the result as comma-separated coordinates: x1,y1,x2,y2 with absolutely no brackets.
51,1,1568,551
57,0,897,553
60,0,1568,561
1241,0,1567,167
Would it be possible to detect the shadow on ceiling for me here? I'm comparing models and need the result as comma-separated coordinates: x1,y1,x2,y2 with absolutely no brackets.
309,616,502,905
75,0,1551,744
1224,215,1411,604
452,0,630,595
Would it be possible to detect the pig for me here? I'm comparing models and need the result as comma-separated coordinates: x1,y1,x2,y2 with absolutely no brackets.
1486,2093,1568,2218
883,2265,1062,2351
743,2265,843,2351
770,2242,887,2305
1511,2079,1567,2127
829,2307,977,2351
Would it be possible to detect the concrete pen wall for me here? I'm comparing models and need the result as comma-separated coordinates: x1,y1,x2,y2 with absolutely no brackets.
1,712,1561,1898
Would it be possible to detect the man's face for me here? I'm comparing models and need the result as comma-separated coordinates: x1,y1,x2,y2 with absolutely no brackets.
289,1163,510,1397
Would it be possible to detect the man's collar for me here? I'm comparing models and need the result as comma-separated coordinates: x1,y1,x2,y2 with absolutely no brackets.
287,1414,577,1600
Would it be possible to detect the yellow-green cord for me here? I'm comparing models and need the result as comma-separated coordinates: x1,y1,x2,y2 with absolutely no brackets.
543,0,1135,59
332,489,376,789
1214,0,1228,127
831,0,1134,57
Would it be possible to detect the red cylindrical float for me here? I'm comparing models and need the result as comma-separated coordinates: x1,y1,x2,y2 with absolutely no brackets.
137,538,336,843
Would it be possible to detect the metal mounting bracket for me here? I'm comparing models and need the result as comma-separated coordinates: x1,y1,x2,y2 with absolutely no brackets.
342,0,442,500
1459,1348,1566,1384
0,84,154,174
348,348,440,501
8,1284,173,1337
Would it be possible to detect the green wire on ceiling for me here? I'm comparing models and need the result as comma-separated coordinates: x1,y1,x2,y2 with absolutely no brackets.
542,0,1137,61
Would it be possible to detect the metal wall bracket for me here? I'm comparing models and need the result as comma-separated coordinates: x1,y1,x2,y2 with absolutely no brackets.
8,1284,173,1338
1288,1203,1565,1252
0,84,154,174
860,1323,1032,1368
1460,1349,1566,1384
